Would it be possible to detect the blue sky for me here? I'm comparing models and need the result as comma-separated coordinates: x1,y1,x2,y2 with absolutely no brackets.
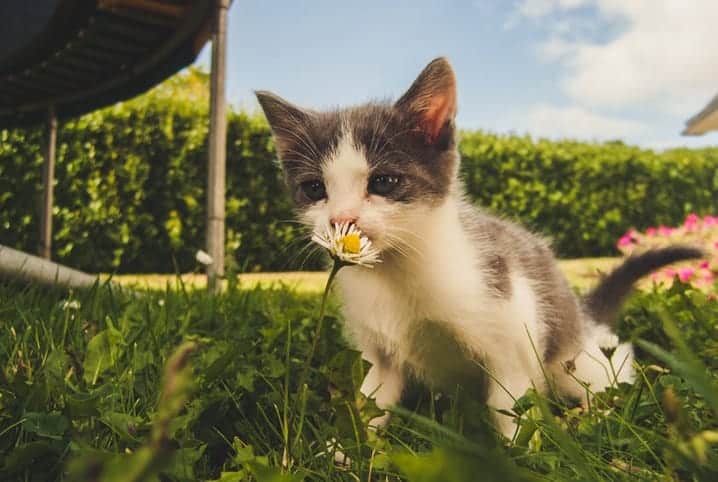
195,0,718,149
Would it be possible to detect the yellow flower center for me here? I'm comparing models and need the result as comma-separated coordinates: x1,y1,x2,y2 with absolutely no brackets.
341,233,361,254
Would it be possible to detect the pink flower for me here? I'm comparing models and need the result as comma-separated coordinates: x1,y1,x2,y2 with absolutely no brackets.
664,267,676,278
658,225,673,236
618,235,633,247
678,267,695,282
684,214,699,232
700,260,710,269
646,227,657,236
703,215,718,226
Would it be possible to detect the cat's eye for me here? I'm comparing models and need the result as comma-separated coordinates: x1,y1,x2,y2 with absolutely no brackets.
300,179,326,202
368,174,400,196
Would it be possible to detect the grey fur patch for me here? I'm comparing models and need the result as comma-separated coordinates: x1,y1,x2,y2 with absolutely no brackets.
485,255,511,298
584,246,703,326
459,202,582,363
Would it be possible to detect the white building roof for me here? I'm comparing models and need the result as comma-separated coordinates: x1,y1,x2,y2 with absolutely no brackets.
684,93,718,135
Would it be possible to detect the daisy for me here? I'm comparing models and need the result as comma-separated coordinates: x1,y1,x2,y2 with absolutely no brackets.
598,332,619,360
195,249,214,266
61,299,81,310
311,222,381,267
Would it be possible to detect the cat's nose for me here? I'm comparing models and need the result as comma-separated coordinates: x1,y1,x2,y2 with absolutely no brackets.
330,215,358,226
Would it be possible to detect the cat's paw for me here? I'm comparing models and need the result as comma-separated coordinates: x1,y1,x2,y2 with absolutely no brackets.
317,438,352,467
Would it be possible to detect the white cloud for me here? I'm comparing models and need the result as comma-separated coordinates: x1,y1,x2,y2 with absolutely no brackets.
517,0,718,116
516,0,588,18
504,103,647,141
505,0,587,29
538,36,577,61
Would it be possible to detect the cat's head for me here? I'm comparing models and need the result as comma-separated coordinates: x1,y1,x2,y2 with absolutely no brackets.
256,57,459,258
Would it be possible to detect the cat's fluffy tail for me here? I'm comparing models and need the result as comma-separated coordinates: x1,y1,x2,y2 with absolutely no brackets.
583,246,704,326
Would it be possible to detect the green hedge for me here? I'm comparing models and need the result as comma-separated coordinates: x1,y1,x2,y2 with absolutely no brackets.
1,71,299,273
1,71,717,272
459,134,718,257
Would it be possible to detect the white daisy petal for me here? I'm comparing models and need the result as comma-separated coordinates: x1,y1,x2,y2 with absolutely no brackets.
311,222,381,267
598,333,619,351
598,332,620,359
195,249,214,266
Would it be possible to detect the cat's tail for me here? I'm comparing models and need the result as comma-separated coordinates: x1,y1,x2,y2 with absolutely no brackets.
583,246,704,326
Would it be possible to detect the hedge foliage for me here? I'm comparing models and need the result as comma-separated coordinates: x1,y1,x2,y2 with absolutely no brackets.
1,70,297,273
1,69,717,272
460,134,718,258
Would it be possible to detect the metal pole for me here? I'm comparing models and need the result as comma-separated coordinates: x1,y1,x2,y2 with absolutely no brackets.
0,244,97,289
206,0,229,292
40,105,57,260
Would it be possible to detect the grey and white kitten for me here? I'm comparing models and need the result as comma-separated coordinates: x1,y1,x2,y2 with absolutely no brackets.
256,58,701,437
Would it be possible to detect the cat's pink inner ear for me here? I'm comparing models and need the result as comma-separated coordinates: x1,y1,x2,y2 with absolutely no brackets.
418,89,456,144
397,57,457,145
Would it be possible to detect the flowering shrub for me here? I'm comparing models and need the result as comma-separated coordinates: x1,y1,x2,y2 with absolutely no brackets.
618,214,718,290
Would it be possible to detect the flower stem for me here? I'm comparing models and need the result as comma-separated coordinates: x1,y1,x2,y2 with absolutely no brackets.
290,260,343,451
307,260,343,371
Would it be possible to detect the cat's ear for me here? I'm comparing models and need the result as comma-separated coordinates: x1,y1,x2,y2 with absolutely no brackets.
395,57,457,145
255,90,312,156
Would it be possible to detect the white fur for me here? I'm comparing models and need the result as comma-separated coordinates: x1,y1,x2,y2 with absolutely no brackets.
552,323,635,403
322,133,369,221
308,130,634,438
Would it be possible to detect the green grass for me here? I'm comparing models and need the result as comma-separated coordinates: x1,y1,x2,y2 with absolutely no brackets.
1,273,718,481
108,257,622,293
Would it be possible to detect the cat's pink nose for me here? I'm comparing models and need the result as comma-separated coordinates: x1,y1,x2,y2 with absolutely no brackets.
330,215,357,226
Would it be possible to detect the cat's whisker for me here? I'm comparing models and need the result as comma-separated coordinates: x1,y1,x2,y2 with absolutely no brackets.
282,149,321,169
384,223,424,239
284,234,321,270
276,218,312,227
380,231,414,257
297,244,323,272
387,240,420,260
283,244,312,270
370,149,413,171
290,213,319,230
382,240,411,260
370,126,416,164
374,125,415,152
274,125,322,161
294,122,323,158
368,113,392,158
383,232,422,260
384,226,425,248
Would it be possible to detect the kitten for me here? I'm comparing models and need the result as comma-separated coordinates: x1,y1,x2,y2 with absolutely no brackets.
256,58,702,438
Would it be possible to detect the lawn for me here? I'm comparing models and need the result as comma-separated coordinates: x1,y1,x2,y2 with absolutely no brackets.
109,257,622,293
1,265,718,481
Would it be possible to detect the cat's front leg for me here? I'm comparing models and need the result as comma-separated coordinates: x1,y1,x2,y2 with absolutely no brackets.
486,366,535,441
360,350,405,429
331,350,404,466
